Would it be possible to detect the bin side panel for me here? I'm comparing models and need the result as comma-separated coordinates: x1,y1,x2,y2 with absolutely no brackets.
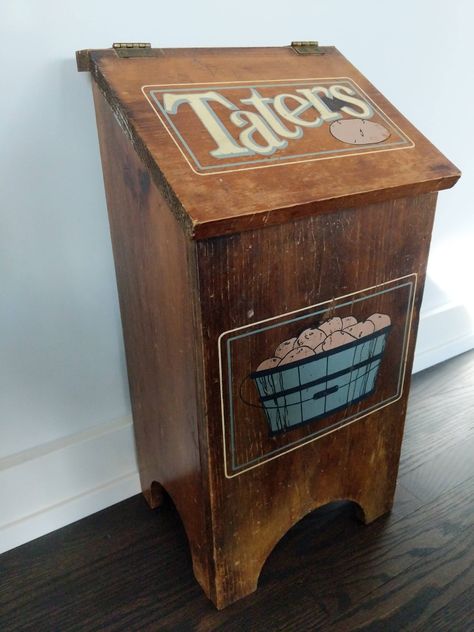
91,83,213,593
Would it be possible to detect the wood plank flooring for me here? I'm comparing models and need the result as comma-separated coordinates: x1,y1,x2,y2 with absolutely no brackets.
1,350,473,631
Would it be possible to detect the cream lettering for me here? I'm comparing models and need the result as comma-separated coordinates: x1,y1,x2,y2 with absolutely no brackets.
240,89,302,140
328,85,374,119
162,83,376,161
162,91,253,158
296,87,343,123
230,110,288,155
273,93,322,128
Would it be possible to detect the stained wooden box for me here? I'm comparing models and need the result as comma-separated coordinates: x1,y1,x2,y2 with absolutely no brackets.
77,43,460,609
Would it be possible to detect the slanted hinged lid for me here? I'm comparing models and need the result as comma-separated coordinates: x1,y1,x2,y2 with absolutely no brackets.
77,44,460,239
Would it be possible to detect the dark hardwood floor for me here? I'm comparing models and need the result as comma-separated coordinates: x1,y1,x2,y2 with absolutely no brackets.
1,350,473,631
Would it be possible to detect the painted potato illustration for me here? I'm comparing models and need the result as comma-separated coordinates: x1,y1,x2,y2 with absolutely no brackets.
330,119,390,145
274,337,297,359
318,317,343,337
342,316,357,328
344,320,375,339
256,357,281,371
322,330,356,351
296,327,326,349
254,313,391,373
367,313,392,331
279,345,315,365
251,312,392,436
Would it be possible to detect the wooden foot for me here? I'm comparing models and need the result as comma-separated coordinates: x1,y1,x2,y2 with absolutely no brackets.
201,552,261,610
353,499,392,525
352,484,397,525
142,480,166,509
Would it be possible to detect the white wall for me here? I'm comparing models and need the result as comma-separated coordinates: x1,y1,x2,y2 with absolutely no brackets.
1,0,473,553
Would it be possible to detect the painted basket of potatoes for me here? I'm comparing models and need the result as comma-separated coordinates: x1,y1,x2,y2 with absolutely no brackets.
249,313,391,435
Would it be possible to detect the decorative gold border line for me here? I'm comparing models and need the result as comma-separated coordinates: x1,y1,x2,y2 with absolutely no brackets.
217,272,418,479
141,77,415,176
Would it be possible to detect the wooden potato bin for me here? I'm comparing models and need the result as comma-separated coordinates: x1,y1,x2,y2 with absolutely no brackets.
77,43,460,609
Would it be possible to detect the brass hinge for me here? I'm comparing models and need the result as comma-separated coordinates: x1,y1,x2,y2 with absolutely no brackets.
291,41,323,55
112,42,153,58
113,42,151,50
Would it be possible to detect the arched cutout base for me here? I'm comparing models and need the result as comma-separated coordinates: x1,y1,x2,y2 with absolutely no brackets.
141,480,395,609
210,495,393,609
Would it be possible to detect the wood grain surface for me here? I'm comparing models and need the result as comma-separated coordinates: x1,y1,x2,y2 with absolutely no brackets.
1,350,472,631
79,46,460,238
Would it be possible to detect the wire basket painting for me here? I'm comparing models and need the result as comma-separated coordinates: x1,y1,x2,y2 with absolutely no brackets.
246,313,391,435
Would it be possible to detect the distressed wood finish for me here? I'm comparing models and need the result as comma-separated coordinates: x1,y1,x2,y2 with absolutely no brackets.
80,44,460,609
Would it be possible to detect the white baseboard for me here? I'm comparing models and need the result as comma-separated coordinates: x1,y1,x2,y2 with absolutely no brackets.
413,301,474,373
1,301,472,554
0,416,140,554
